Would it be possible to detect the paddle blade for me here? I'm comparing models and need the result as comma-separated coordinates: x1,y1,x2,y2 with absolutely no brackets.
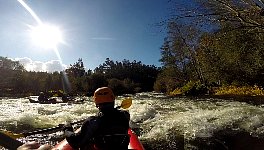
0,131,23,149
121,97,132,109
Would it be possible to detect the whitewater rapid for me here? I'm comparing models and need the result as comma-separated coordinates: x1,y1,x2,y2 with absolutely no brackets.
1,93,264,149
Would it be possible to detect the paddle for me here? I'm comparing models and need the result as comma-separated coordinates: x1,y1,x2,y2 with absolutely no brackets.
0,131,23,149
117,97,132,109
1,119,87,139
0,97,132,142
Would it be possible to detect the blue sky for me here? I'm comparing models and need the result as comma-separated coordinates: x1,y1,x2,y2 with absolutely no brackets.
0,0,173,72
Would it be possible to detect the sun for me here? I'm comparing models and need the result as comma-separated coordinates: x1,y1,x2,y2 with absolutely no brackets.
30,23,63,49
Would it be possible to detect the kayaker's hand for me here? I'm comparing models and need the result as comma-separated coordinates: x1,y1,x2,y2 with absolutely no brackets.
62,122,74,132
17,141,51,150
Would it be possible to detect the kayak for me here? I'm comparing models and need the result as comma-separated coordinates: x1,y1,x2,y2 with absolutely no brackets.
52,128,144,150
28,96,84,104
28,96,57,104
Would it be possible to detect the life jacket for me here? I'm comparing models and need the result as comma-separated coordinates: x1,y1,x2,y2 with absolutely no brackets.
92,109,130,150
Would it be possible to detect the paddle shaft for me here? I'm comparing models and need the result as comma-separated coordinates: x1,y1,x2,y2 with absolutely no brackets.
23,118,86,137
0,119,86,149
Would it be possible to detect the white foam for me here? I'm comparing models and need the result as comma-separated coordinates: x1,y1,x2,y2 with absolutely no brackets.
1,95,264,144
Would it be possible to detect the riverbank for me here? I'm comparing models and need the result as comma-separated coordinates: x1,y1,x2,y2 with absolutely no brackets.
168,94,264,106
191,95,264,106
169,85,264,105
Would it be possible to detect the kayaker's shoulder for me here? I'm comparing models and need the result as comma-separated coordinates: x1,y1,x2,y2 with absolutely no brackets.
82,116,100,125
118,109,130,119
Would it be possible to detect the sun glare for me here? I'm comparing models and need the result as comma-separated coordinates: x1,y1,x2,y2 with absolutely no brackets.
30,24,63,49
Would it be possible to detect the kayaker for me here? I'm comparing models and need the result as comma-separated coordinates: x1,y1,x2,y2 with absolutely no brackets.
62,93,69,102
38,92,47,102
63,87,130,150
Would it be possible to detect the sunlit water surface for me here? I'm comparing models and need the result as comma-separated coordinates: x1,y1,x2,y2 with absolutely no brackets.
1,93,264,150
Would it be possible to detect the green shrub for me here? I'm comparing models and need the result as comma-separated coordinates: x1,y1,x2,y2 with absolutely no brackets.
181,81,209,96
215,85,264,96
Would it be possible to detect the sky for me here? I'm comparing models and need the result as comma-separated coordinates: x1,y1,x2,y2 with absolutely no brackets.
0,0,173,72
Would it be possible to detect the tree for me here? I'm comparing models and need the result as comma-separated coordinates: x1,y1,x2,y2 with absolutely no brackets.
0,55,160,96
194,0,264,32
86,73,108,95
159,21,204,84
0,57,25,71
65,58,85,78
197,27,264,85
190,0,264,85
154,66,185,92
94,58,160,92
156,0,264,93
0,57,26,96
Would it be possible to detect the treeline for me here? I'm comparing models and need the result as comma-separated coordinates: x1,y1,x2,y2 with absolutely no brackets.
2,0,263,97
154,0,264,95
0,57,160,97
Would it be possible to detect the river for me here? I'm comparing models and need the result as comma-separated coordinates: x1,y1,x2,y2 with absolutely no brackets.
1,92,264,150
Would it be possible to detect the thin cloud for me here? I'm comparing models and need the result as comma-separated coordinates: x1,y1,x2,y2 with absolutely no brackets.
90,37,116,40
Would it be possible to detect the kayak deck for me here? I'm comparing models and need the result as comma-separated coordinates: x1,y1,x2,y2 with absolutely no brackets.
52,128,144,150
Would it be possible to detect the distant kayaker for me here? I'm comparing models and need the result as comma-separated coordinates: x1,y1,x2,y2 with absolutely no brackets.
62,93,69,102
38,92,48,102
63,87,130,150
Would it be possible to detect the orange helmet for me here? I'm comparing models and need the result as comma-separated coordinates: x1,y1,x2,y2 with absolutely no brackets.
93,87,115,105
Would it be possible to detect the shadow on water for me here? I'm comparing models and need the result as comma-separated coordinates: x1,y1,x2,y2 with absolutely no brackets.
190,128,264,150
135,126,184,150
141,128,264,150
141,134,184,150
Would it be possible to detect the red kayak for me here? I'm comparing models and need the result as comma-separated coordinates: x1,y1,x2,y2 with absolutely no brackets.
52,128,144,150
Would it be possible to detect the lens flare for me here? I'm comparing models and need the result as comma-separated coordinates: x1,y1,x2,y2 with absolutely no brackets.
17,0,41,24
17,0,71,92
30,24,63,49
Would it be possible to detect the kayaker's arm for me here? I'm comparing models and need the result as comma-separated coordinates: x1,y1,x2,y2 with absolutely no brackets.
79,117,100,147
63,123,79,149
64,116,99,149
63,123,74,137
